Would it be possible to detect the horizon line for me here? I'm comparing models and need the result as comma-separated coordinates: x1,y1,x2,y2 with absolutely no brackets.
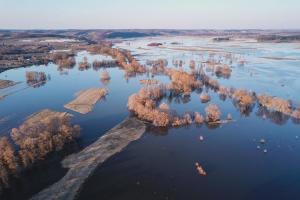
1,28,300,31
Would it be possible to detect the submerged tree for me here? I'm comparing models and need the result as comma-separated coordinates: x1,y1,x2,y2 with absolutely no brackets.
26,71,47,88
11,110,80,167
205,104,221,122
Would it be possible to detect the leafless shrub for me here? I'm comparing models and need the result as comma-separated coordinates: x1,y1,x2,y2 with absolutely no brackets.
205,104,221,122
51,52,76,69
26,71,47,87
167,69,202,95
195,162,206,176
232,89,255,113
149,59,168,75
292,108,300,120
171,117,185,126
171,112,193,127
159,102,169,111
88,45,146,74
215,64,231,78
173,60,184,67
145,99,156,109
0,137,17,171
200,71,220,90
0,137,18,191
146,84,166,100
57,57,76,69
183,113,193,124
257,94,292,115
147,59,168,68
10,110,80,167
194,112,204,124
128,93,169,127
128,86,170,127
207,79,220,90
152,112,170,127
79,57,91,70
200,93,211,103
218,86,231,100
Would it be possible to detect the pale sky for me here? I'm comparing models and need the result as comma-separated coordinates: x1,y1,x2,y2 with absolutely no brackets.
0,0,299,29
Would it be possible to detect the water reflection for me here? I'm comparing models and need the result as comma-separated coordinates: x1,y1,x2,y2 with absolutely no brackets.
165,93,192,104
232,100,255,116
25,71,50,88
256,106,290,125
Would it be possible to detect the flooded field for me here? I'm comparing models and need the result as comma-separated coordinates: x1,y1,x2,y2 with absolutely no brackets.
1,36,300,200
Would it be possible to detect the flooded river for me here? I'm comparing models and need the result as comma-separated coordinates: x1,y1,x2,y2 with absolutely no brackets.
1,36,300,200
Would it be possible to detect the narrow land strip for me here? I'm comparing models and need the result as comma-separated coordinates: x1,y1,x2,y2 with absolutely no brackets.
31,117,146,200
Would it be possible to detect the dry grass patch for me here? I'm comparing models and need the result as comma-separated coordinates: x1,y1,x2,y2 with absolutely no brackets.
64,88,108,114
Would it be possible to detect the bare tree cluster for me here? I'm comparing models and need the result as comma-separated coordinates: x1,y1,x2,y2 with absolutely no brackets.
0,137,18,191
166,69,202,96
25,71,47,87
257,94,292,115
79,57,91,70
0,110,80,192
205,104,222,122
87,45,146,74
51,53,76,69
